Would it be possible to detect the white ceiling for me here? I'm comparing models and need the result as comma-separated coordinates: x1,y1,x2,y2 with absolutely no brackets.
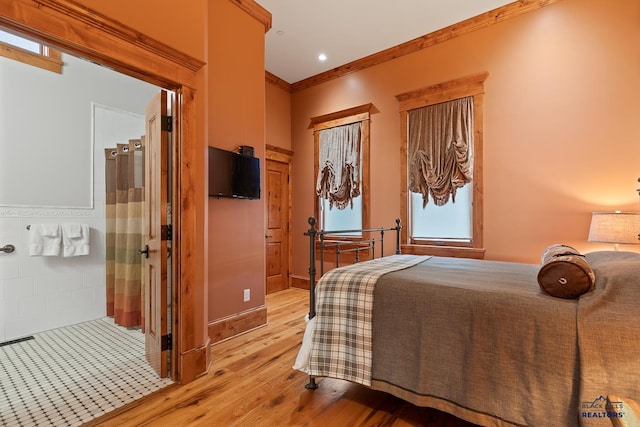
257,0,515,84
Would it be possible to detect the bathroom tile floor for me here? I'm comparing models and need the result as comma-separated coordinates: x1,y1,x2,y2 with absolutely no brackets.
0,318,173,426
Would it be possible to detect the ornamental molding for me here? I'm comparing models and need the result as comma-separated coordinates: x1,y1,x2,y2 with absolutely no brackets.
0,207,97,218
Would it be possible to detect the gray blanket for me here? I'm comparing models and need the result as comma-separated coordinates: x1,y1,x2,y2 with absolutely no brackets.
371,256,580,427
578,251,640,427
302,252,640,427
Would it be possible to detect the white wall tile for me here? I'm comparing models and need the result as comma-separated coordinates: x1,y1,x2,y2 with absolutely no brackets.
83,268,104,289
60,271,84,292
33,312,61,334
33,273,62,296
93,287,107,313
18,295,52,333
0,256,19,280
0,292,19,319
4,277,34,300
5,317,35,341
19,293,48,320
47,290,73,312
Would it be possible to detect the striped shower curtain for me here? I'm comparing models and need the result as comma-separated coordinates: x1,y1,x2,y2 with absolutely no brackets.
105,139,145,329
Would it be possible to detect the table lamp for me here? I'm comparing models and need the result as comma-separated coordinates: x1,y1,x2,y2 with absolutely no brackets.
588,211,640,250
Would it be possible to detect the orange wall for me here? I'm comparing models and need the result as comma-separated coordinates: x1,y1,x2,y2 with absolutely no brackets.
207,0,267,321
73,0,268,323
266,82,292,150
73,0,206,61
289,0,640,275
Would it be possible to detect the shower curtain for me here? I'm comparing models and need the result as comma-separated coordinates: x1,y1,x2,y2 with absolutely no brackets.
105,139,145,329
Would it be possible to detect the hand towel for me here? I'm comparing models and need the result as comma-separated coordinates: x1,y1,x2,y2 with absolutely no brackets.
63,223,82,238
61,223,90,257
29,224,61,256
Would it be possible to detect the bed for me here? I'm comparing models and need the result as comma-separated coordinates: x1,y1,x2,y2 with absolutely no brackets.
294,217,640,427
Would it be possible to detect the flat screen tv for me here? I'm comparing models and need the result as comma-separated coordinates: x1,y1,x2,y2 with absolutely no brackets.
208,146,260,199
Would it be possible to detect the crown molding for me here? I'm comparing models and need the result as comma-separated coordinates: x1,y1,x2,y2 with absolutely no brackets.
291,0,562,92
229,0,272,33
265,71,291,92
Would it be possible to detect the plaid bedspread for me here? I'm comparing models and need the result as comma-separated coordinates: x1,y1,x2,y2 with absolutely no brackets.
307,254,427,386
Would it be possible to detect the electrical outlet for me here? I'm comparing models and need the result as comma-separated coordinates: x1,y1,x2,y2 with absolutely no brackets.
243,289,250,302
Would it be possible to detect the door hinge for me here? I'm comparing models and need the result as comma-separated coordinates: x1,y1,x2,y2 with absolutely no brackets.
161,115,173,132
161,333,172,351
161,224,172,241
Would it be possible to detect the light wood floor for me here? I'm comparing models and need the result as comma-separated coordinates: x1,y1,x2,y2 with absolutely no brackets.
88,289,478,427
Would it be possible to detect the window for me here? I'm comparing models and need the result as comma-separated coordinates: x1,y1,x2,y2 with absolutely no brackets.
0,28,63,73
397,73,487,258
411,183,471,240
309,103,373,237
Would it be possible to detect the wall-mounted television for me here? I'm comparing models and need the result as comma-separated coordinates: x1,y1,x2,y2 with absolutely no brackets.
208,146,260,199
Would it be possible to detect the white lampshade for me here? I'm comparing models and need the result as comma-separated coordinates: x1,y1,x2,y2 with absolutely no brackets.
588,211,640,245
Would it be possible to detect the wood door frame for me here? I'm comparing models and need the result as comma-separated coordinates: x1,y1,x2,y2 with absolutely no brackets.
266,145,293,288
1,0,209,384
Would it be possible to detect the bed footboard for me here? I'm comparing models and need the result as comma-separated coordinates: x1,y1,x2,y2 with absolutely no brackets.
303,217,401,390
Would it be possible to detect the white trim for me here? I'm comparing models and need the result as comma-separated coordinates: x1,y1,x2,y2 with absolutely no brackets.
0,206,96,217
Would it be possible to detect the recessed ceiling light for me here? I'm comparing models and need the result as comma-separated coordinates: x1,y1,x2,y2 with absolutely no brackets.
318,53,327,62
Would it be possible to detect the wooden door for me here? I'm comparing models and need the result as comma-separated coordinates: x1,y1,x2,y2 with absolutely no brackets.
265,159,289,294
143,91,169,377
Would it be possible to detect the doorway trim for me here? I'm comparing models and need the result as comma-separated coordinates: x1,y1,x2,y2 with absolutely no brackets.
266,145,293,289
1,0,209,384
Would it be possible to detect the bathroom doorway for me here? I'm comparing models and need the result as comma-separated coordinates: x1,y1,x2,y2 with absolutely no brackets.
0,27,174,425
0,0,209,392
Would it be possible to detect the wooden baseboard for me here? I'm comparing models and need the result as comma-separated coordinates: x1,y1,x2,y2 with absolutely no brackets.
290,275,310,290
208,306,267,344
178,338,211,384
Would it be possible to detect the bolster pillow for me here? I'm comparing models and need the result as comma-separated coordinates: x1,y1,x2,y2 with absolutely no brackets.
538,244,595,299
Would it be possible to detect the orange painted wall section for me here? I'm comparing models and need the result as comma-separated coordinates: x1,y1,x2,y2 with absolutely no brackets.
72,0,206,61
289,0,640,275
266,82,292,150
207,0,267,321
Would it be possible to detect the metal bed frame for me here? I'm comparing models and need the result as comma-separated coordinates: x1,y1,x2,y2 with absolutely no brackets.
303,216,402,390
